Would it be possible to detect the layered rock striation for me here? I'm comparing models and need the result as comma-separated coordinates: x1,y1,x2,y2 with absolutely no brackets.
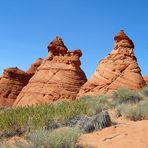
13,36,87,107
78,30,146,97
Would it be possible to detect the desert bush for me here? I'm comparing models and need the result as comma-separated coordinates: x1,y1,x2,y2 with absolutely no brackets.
26,127,81,148
112,87,142,105
116,100,148,121
27,128,50,148
48,127,81,148
78,111,111,133
141,86,148,97
65,111,111,133
78,95,112,115
136,100,148,118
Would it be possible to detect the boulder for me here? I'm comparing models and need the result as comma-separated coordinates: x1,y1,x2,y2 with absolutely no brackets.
78,30,146,97
13,36,87,107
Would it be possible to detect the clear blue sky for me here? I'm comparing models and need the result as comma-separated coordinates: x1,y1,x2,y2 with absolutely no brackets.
0,0,148,79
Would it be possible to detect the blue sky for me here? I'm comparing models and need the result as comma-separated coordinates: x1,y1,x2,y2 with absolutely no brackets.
0,0,147,79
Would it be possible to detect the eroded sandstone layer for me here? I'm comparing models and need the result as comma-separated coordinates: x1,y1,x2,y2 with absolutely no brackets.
78,30,146,97
13,36,87,107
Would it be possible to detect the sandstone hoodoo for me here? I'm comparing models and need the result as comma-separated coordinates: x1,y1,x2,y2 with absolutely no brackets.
144,76,148,85
13,36,87,107
0,67,30,107
78,30,146,97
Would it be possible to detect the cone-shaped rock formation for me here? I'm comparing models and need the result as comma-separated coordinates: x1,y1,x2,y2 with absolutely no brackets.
78,30,146,97
13,36,87,107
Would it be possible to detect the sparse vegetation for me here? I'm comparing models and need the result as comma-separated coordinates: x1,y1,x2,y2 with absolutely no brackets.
0,95,112,147
47,127,81,148
113,87,148,121
27,128,51,148
0,95,111,135
25,127,81,148
116,99,148,121
0,127,81,148
112,87,143,105
140,85,148,97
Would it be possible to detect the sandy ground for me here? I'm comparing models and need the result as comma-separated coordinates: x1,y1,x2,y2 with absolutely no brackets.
78,120,148,148
1,136,28,148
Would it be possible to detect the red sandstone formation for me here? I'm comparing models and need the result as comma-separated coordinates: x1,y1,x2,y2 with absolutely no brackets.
26,58,43,77
78,30,146,97
0,58,42,107
0,67,30,106
13,36,87,107
144,76,148,85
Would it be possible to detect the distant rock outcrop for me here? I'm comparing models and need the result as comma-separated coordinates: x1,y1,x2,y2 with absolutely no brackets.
0,67,30,106
144,76,148,85
13,36,87,107
0,59,42,107
78,30,146,97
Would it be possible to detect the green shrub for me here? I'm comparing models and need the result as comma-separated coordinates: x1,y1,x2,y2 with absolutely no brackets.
116,104,139,121
112,87,142,105
0,95,112,133
136,100,148,118
79,95,112,115
0,127,81,148
26,127,81,148
48,127,81,148
141,86,148,97
116,100,148,121
27,128,50,148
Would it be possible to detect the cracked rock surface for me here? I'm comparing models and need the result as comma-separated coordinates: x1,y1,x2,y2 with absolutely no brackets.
77,30,146,97
13,36,87,107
